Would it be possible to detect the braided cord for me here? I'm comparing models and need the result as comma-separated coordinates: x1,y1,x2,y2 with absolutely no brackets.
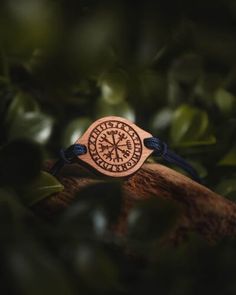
50,144,87,176
144,137,201,183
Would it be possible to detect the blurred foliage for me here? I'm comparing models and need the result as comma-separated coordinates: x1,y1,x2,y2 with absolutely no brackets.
0,0,236,294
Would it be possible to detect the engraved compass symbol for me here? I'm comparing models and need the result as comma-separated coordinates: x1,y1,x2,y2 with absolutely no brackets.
85,118,150,176
98,130,132,163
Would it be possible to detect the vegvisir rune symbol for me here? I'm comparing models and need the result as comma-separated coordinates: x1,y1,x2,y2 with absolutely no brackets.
99,130,132,162
88,120,143,173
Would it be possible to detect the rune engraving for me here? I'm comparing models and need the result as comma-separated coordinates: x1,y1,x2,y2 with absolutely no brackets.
88,120,142,173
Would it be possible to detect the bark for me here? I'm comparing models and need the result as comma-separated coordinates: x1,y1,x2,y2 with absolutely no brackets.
33,161,236,243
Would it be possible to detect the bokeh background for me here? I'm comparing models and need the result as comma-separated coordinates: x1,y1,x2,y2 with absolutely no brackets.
0,0,236,294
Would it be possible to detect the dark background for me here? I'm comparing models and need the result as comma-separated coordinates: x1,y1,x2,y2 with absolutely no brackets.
0,0,236,294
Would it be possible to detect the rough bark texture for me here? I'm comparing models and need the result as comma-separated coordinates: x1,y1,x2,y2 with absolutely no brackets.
33,161,236,243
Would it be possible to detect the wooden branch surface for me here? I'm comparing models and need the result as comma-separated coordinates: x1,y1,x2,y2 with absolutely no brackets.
33,161,236,243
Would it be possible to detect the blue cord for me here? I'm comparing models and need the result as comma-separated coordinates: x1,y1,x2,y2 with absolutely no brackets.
50,144,87,176
50,137,201,183
144,137,201,183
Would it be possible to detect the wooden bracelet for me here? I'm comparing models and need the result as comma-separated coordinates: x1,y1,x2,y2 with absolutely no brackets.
50,116,200,182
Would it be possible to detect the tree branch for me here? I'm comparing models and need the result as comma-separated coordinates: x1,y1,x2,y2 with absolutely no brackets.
33,161,236,243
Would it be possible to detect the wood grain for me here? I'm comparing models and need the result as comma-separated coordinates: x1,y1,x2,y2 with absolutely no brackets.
75,116,153,177
33,161,236,243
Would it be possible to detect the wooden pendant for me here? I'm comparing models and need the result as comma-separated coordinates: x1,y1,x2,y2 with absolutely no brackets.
75,116,153,177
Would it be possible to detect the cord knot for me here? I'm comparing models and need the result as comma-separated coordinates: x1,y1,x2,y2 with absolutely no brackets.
60,144,87,164
144,137,168,157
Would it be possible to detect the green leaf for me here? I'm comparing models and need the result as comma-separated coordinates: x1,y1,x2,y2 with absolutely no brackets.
3,0,57,57
5,91,40,126
218,145,236,166
6,241,76,295
98,69,128,104
215,178,236,200
95,97,135,121
61,181,122,236
170,104,215,146
169,54,203,84
138,69,165,102
20,171,64,206
173,136,216,147
214,88,236,117
0,188,38,241
8,112,53,144
150,108,174,134
72,245,119,291
127,198,180,242
61,117,92,147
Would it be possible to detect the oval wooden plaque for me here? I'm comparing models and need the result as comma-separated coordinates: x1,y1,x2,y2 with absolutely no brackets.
75,116,153,177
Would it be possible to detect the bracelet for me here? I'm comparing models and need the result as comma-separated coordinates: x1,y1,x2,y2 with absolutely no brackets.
50,116,201,183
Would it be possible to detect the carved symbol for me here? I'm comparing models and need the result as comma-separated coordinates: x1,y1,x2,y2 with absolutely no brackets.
88,120,142,173
98,130,132,163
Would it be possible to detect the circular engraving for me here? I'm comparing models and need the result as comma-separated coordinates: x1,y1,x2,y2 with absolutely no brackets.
88,120,142,174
